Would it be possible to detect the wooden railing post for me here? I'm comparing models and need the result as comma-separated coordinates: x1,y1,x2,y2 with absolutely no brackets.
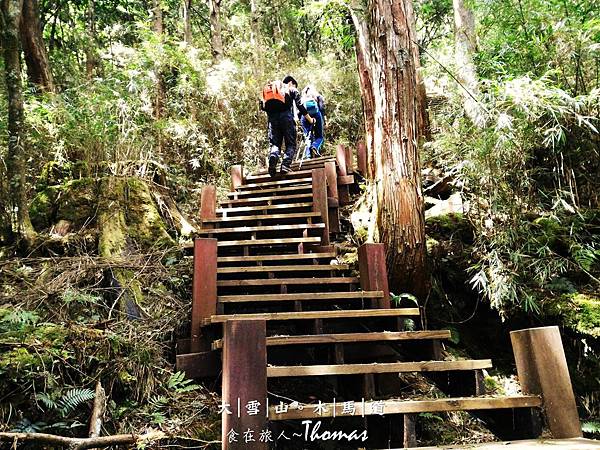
222,319,267,450
345,145,354,174
335,144,350,205
336,143,348,177
358,243,390,308
357,141,368,178
510,326,582,438
324,161,340,234
200,185,216,225
312,168,330,245
190,238,217,352
230,164,244,191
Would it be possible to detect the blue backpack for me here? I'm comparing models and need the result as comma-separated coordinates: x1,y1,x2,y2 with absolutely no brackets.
303,98,319,115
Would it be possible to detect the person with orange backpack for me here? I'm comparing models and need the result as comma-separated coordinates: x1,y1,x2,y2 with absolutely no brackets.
260,75,315,177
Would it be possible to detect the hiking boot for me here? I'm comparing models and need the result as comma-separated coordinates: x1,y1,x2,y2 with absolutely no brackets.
310,146,321,158
280,164,292,175
268,154,278,178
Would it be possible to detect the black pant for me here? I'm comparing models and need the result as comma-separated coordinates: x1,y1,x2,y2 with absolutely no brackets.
267,110,296,168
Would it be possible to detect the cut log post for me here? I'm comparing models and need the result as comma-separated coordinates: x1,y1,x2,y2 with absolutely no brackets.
510,326,582,438
222,319,268,450
311,168,330,245
230,164,244,191
358,243,390,308
200,185,216,226
191,238,217,352
357,141,368,177
324,161,340,233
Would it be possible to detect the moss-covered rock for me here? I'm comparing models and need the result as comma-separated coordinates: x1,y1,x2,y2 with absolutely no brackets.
29,186,59,230
56,178,98,227
550,293,600,338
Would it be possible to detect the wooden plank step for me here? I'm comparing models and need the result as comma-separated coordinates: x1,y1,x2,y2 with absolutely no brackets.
217,252,335,263
267,359,493,377
217,276,359,287
220,193,312,206
253,157,336,176
202,211,321,224
238,177,313,190
212,330,451,350
245,169,313,183
227,184,312,198
216,237,322,248
216,202,313,215
198,223,325,235
217,263,348,274
218,291,383,303
269,395,542,420
203,308,420,325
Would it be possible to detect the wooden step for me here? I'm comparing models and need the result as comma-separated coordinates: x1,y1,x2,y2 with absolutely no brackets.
269,395,542,420
202,211,321,224
216,202,313,216
217,252,336,263
245,169,313,183
220,193,313,206
227,184,312,199
198,223,325,235
218,290,383,303
267,359,493,377
216,237,322,248
238,177,313,190
253,157,336,176
212,330,450,350
217,276,359,287
203,308,420,325
217,263,348,274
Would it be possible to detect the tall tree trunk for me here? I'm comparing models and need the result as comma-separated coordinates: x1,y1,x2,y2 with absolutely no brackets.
208,0,223,62
249,0,260,64
85,0,97,79
182,0,192,43
1,0,37,244
20,0,55,92
405,0,431,140
351,0,428,298
453,0,486,127
152,0,165,156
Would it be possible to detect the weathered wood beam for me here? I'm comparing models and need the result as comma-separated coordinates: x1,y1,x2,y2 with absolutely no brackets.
510,326,582,438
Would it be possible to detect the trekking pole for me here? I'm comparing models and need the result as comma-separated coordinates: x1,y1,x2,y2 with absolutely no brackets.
297,122,314,170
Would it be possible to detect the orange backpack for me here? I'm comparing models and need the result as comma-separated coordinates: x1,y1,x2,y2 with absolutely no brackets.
261,80,287,111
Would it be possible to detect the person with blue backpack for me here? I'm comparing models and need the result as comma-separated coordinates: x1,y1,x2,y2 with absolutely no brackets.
299,86,325,159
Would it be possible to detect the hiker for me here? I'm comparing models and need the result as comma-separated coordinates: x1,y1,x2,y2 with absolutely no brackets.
299,85,325,159
260,75,315,177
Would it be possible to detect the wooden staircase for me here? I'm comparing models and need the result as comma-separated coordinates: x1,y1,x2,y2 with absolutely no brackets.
176,148,545,448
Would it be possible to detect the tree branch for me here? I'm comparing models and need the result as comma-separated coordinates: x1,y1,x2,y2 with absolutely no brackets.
0,431,164,449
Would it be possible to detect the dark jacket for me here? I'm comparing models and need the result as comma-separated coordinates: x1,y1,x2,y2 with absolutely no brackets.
261,86,309,117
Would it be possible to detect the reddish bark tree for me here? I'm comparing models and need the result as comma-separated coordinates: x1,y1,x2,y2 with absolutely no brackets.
20,0,55,92
351,0,428,298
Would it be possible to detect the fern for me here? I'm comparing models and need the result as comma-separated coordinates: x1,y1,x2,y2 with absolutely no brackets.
167,371,200,393
35,392,58,410
57,388,95,416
